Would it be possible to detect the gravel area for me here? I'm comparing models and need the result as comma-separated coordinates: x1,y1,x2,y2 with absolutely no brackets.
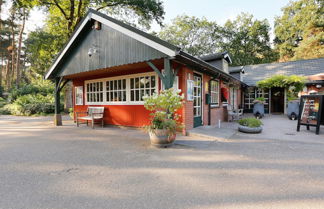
1,115,324,209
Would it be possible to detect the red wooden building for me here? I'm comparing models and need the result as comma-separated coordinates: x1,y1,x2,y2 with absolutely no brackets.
45,9,244,132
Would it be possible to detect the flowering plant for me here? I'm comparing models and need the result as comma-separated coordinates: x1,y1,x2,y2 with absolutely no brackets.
143,88,184,134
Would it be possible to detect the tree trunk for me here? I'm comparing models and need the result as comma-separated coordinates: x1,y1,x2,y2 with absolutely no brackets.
10,13,16,89
5,59,10,90
15,8,26,87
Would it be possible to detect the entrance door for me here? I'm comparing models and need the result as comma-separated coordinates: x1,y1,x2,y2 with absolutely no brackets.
271,87,284,113
193,74,202,127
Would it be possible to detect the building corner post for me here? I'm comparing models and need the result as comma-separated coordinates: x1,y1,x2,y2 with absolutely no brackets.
54,77,62,126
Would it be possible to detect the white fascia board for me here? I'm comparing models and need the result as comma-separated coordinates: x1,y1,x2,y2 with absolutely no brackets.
91,13,177,57
45,15,91,80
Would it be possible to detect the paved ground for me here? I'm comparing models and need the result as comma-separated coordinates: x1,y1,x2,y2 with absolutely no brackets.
1,115,324,209
190,114,324,142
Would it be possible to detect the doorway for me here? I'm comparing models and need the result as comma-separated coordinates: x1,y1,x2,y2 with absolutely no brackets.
271,87,284,113
193,74,202,127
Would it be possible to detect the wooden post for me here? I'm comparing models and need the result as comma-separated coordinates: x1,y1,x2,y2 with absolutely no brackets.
54,77,62,126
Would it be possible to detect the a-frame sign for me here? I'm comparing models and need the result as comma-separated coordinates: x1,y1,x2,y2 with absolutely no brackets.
297,95,324,135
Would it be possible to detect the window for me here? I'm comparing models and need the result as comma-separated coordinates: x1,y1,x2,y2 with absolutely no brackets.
84,72,157,105
86,82,103,103
75,86,84,105
106,79,126,102
244,87,255,110
210,80,219,106
130,76,156,102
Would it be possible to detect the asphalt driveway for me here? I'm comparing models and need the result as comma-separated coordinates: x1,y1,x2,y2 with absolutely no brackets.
1,115,324,209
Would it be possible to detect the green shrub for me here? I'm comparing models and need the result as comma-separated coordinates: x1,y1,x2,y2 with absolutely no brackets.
5,94,60,116
8,79,54,102
238,118,262,128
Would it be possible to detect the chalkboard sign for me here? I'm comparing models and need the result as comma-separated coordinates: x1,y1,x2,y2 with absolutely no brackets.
297,95,324,135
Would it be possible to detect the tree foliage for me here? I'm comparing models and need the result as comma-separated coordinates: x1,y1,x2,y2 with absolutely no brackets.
220,13,279,66
158,13,279,66
158,15,221,56
274,0,324,61
21,0,165,76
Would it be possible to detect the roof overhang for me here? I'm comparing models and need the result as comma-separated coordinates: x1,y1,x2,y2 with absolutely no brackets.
177,51,246,86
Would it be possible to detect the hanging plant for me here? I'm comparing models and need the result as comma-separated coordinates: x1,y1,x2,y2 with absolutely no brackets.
256,75,306,92
257,75,306,101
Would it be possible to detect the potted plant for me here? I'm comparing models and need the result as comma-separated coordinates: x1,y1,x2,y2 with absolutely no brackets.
238,118,263,133
143,89,184,148
253,97,265,119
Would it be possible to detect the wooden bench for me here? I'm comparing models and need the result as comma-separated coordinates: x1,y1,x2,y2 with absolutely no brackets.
76,107,105,129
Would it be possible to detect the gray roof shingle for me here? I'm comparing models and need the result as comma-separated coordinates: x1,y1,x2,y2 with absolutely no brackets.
237,58,324,86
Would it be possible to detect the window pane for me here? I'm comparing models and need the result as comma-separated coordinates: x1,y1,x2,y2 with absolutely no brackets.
140,90,144,101
123,79,126,89
131,78,134,89
131,90,134,101
118,80,121,90
135,78,139,88
145,76,150,88
122,91,126,101
135,90,139,101
110,81,113,90
140,77,145,88
151,76,156,88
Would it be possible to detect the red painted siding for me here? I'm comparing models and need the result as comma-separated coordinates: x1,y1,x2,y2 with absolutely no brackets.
71,63,236,131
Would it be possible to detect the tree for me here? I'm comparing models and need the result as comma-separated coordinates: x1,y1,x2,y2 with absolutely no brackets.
24,30,61,76
22,0,165,76
158,15,222,56
220,13,279,66
158,13,278,66
274,0,324,61
23,0,164,37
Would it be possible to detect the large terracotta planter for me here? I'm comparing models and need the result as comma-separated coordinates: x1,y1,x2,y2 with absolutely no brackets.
238,125,262,134
149,129,176,148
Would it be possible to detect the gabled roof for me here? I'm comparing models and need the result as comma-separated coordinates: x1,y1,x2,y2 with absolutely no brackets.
200,52,232,64
44,9,243,84
45,9,180,79
238,58,324,86
229,66,244,74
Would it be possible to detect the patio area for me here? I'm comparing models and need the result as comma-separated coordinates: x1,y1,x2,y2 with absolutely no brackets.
189,114,324,142
1,115,324,209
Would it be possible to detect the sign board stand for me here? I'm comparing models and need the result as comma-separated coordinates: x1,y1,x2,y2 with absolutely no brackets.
297,95,324,135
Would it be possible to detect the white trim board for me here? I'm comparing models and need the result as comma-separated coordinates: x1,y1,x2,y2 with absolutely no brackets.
45,12,177,80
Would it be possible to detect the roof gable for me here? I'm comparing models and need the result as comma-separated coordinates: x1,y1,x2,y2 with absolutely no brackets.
45,9,180,79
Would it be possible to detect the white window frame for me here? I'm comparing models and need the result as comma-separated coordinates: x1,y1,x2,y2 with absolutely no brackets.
84,72,158,105
210,80,220,107
75,86,84,106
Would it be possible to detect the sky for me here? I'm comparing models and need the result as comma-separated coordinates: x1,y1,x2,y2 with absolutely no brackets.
4,0,292,38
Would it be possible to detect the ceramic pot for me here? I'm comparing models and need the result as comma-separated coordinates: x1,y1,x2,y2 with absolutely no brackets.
149,129,176,148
